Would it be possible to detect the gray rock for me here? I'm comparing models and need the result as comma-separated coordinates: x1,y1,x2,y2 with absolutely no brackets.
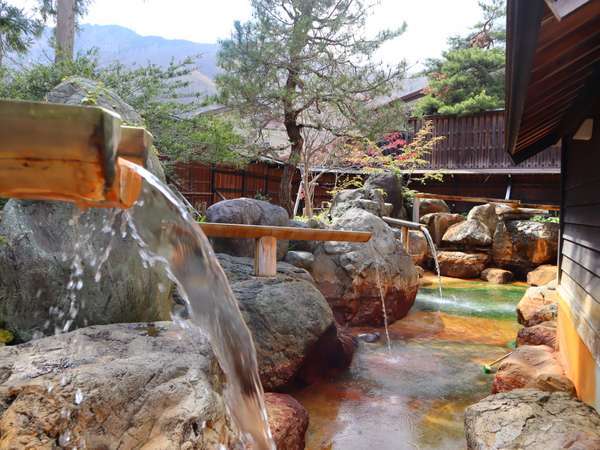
492,221,559,276
285,250,315,271
467,203,499,236
0,79,171,342
481,268,514,284
465,389,600,450
206,198,290,260
217,254,352,390
288,219,317,252
417,198,450,218
495,204,548,221
311,208,419,326
442,219,492,247
329,187,386,218
364,172,404,218
0,322,237,448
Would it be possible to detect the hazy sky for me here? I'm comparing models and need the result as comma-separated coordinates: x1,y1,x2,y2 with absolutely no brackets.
13,0,482,70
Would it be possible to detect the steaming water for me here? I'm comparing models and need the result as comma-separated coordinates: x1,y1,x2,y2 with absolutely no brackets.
122,161,274,449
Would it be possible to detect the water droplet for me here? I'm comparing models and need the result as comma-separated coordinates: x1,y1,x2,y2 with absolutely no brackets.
47,383,54,394
58,431,71,446
158,283,165,293
74,389,83,405
67,280,74,289
35,289,42,299
60,376,69,387
76,280,83,290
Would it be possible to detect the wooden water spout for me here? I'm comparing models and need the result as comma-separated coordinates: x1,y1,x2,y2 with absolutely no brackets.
0,99,150,208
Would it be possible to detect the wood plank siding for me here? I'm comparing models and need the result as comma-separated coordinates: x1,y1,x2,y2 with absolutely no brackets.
559,113,600,360
408,110,561,172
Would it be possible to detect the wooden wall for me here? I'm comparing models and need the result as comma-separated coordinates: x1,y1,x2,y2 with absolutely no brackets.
559,113,600,364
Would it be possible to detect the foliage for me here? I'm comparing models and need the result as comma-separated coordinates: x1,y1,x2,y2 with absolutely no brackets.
415,0,506,116
347,121,445,184
253,191,271,202
217,0,408,212
0,50,245,169
0,233,6,245
0,1,43,65
531,215,560,224
327,175,364,198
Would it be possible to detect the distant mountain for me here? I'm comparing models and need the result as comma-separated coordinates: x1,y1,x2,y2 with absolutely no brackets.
21,24,219,94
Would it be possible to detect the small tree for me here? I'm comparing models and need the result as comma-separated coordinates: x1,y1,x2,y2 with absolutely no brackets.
217,0,407,214
0,1,43,66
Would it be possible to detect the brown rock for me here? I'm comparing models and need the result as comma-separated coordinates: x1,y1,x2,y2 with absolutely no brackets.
527,264,558,286
442,219,492,247
481,267,514,284
492,345,575,395
408,229,429,266
420,212,464,245
265,393,309,450
418,198,450,218
465,389,600,450
492,220,559,276
517,321,557,349
517,286,558,326
437,251,490,279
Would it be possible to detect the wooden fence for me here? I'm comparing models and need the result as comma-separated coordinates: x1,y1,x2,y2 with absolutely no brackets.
407,110,561,172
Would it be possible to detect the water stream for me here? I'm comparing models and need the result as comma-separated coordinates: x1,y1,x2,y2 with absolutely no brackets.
420,227,443,301
294,280,526,449
122,162,274,449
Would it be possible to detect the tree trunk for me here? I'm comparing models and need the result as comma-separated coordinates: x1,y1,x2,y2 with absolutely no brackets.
55,0,75,63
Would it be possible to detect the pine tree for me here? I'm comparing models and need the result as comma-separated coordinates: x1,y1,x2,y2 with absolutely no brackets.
0,1,43,66
217,0,406,213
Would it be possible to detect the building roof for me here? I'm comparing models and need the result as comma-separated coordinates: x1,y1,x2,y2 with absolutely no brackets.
505,0,600,163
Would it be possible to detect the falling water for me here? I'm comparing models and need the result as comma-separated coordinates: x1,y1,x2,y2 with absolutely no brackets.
369,241,392,352
120,161,274,449
420,227,443,301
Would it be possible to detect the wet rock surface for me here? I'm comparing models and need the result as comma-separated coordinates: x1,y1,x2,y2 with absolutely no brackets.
481,268,514,284
467,203,498,236
0,323,237,449
437,251,490,279
517,321,557,349
442,219,492,247
516,286,558,327
0,79,171,342
527,264,557,286
492,221,559,276
408,229,429,266
492,345,575,395
420,212,464,246
265,393,309,450
218,254,353,390
465,389,600,450
206,198,290,260
311,208,419,327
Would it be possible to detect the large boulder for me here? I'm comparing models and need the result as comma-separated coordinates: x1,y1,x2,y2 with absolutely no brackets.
417,198,450,218
517,286,558,327
311,208,419,326
527,264,558,286
492,220,559,276
265,393,309,450
442,219,492,247
0,323,238,448
465,389,600,450
364,172,404,218
329,187,386,219
217,254,353,390
467,203,499,236
284,250,315,271
492,345,575,395
420,212,464,246
0,78,171,342
437,251,490,279
206,198,290,260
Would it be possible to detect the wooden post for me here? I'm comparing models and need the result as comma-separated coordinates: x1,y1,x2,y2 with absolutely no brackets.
255,236,277,277
401,226,410,252
412,197,421,223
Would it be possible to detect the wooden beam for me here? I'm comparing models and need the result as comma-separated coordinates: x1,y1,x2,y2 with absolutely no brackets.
413,192,561,211
199,222,372,242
